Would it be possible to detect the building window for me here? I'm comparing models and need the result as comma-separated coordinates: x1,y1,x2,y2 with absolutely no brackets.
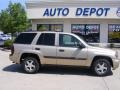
37,24,49,31
108,24,120,43
71,24,100,43
37,24,63,31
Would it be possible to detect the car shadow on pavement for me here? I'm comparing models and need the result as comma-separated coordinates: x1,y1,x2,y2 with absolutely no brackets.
3,64,24,73
3,64,113,77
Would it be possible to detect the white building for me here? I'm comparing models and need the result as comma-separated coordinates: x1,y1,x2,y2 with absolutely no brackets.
26,0,120,46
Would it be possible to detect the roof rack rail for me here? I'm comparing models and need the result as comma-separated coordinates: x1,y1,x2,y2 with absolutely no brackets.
25,30,63,32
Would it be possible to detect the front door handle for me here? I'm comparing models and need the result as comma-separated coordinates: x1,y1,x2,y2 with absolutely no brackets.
59,49,64,52
35,48,40,50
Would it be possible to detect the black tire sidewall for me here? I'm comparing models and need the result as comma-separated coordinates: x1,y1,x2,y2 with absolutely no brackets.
22,57,40,74
92,58,111,76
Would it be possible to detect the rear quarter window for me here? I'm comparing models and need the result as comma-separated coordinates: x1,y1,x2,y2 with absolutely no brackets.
14,33,37,44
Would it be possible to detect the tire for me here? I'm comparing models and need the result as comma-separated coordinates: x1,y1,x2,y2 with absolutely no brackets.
91,58,111,76
22,57,40,74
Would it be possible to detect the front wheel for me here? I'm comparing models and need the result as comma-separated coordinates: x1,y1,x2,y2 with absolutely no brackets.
22,57,40,74
92,58,112,76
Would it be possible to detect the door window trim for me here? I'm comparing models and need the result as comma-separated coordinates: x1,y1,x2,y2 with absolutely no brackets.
58,34,82,48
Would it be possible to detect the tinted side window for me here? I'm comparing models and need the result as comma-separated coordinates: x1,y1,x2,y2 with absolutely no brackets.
37,33,55,46
59,34,80,47
14,33,36,44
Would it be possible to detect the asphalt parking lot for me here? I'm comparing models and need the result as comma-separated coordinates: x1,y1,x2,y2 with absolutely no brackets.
0,49,120,90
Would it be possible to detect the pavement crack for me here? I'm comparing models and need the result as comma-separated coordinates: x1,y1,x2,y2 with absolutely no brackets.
102,77,109,90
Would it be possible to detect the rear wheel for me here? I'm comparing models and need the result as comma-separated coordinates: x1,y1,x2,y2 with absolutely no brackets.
92,58,111,76
22,57,40,74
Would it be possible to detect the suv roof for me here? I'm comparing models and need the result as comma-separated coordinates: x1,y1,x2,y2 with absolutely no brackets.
22,31,74,35
23,31,60,33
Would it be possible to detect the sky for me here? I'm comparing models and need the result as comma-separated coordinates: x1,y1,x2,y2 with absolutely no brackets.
0,0,90,11
0,0,117,11
0,0,26,11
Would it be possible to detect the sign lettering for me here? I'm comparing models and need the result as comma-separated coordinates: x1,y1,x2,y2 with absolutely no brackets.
43,7,110,17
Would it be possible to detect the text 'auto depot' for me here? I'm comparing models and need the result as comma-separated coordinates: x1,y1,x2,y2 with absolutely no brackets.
43,7,111,17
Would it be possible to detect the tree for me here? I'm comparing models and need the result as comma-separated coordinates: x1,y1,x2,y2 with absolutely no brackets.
0,2,30,35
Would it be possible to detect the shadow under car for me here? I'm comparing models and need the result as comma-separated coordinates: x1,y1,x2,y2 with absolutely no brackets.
3,64,113,76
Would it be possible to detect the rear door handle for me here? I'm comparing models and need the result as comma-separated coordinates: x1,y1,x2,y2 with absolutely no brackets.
59,49,64,52
35,48,40,50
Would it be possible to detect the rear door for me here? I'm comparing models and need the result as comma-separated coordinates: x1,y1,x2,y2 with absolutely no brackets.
34,33,57,64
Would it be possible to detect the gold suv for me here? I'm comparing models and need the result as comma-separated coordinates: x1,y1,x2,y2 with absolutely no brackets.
9,31,120,76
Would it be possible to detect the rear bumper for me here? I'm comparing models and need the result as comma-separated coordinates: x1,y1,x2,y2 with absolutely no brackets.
9,54,20,64
112,59,120,70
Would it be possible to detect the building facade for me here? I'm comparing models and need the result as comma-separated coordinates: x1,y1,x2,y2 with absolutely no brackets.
26,0,120,46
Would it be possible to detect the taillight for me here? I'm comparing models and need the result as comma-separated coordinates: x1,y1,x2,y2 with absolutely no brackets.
10,45,14,55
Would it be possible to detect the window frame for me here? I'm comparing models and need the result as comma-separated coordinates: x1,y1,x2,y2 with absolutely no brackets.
59,34,82,48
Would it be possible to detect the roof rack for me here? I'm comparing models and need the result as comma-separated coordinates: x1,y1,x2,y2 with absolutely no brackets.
25,30,63,32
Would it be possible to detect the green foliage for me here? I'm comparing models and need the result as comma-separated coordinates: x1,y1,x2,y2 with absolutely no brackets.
37,25,48,31
0,2,31,34
4,40,13,48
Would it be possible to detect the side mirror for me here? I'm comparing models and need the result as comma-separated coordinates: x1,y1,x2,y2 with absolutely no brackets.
77,43,85,49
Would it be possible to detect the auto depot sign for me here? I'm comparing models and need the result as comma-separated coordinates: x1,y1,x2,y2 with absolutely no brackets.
27,7,120,19
43,8,110,17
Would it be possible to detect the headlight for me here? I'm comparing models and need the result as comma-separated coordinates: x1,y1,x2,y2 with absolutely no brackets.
115,51,118,58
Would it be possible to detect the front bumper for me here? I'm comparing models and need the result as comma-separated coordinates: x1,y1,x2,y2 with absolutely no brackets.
112,59,120,70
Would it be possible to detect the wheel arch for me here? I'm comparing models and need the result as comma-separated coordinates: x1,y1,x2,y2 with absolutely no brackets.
20,53,41,65
91,56,113,67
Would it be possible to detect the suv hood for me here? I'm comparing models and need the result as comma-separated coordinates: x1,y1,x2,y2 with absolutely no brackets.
88,46,116,55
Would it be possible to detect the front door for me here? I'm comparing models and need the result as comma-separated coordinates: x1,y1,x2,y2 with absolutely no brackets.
57,34,88,66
